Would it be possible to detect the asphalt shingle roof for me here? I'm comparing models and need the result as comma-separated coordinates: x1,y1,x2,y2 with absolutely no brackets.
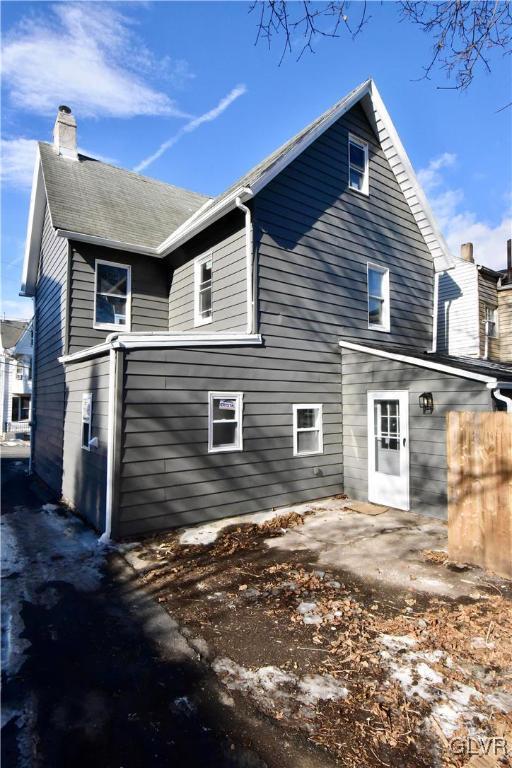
39,142,210,250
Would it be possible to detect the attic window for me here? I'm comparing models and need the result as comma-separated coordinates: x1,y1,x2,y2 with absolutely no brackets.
348,134,369,195
94,259,131,331
194,252,213,326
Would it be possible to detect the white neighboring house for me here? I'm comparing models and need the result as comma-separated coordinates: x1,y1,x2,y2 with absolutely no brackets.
437,240,512,363
0,318,33,438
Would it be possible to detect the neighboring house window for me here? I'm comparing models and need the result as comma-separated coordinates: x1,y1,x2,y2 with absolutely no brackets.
348,134,369,195
81,392,93,451
367,264,390,331
16,363,24,380
194,253,213,326
11,396,30,422
94,260,131,330
293,404,323,456
485,305,498,338
208,392,243,452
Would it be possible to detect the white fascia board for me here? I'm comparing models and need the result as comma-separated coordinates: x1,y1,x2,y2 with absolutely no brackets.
20,150,45,297
338,339,498,385
59,333,263,364
157,187,253,257
56,230,158,256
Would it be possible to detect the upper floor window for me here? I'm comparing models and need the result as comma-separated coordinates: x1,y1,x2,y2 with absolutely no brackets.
485,305,498,338
194,253,212,326
94,260,131,331
367,264,390,331
348,134,369,195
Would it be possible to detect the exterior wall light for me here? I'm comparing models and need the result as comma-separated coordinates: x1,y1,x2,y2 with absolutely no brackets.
419,392,434,414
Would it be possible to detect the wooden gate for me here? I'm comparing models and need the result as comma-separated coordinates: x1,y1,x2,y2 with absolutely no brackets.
447,411,512,578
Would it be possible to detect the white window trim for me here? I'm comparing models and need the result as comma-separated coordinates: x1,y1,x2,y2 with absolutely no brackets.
367,262,390,332
208,391,243,453
93,259,132,332
194,252,213,327
81,392,93,452
292,404,324,457
348,133,369,196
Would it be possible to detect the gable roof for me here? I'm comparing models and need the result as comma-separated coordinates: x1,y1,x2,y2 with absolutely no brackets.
0,319,29,352
22,79,454,296
39,141,210,250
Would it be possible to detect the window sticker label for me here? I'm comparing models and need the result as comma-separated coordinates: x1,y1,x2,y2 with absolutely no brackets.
219,399,235,410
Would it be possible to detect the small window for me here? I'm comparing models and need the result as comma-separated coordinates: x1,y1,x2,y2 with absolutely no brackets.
293,404,323,456
208,392,243,453
485,305,498,338
11,396,30,422
94,260,131,330
348,134,369,195
16,363,24,380
81,392,93,451
194,253,213,326
367,264,390,331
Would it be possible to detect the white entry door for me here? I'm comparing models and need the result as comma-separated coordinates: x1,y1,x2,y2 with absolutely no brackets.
367,391,409,510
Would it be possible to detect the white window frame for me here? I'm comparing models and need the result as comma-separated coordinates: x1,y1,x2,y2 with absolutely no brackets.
208,391,243,453
194,252,213,327
93,259,132,332
484,304,498,338
348,133,369,196
81,392,93,451
292,404,324,457
367,262,390,332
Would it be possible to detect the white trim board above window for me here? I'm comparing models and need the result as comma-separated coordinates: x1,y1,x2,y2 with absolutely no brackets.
194,252,213,326
293,404,323,456
94,259,131,331
367,263,390,332
208,392,243,453
348,134,369,195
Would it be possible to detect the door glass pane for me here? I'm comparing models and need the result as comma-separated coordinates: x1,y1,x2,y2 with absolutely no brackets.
212,421,237,448
374,399,400,476
297,430,319,454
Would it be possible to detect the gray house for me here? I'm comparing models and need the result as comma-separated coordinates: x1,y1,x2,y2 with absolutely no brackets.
21,80,512,539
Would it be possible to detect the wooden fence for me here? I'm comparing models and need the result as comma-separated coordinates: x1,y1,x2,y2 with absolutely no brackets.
447,411,512,578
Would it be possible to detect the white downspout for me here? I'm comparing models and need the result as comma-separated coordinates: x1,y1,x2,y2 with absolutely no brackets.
235,196,254,335
99,347,117,543
493,388,512,413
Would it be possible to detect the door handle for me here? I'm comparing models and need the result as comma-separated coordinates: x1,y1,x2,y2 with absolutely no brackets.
402,437,406,447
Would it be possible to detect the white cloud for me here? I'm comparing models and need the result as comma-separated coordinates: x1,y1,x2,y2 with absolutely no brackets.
1,299,33,321
1,138,38,189
420,153,511,271
2,4,190,118
134,85,247,173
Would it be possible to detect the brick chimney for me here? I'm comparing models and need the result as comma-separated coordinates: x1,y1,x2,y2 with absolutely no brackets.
53,105,77,160
460,242,474,263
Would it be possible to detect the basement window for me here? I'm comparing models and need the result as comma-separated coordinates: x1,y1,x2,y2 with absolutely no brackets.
194,253,213,326
367,263,390,331
208,392,243,453
81,393,93,451
94,259,131,331
348,134,369,195
293,404,323,456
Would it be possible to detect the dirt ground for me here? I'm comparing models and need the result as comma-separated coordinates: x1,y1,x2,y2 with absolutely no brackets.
128,502,512,768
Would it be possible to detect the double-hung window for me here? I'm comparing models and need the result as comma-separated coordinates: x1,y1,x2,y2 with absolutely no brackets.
11,396,30,422
367,264,390,331
348,134,369,195
485,305,498,339
208,392,243,453
293,404,323,456
194,253,212,326
81,392,93,451
94,260,131,330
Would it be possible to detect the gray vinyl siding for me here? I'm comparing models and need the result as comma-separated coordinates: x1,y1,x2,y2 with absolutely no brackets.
253,102,434,350
341,349,493,519
68,242,169,353
117,342,343,538
62,355,110,530
168,211,248,333
32,204,67,492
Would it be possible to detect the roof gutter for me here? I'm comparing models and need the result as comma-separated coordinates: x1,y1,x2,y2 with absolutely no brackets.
58,331,263,364
55,229,158,256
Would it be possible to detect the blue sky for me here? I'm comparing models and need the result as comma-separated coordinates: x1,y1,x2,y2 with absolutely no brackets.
2,1,511,320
